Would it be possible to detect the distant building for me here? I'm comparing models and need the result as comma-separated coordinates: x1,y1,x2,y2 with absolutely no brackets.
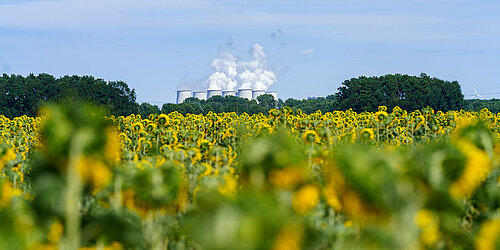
177,88,278,102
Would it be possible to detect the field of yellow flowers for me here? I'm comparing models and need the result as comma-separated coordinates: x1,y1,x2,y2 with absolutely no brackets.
1,104,500,249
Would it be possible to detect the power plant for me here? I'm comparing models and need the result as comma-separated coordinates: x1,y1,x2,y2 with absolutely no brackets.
237,88,253,100
222,90,236,97
207,89,222,99
193,91,207,100
176,89,278,104
252,89,266,100
176,90,192,104
266,91,278,101
176,43,280,104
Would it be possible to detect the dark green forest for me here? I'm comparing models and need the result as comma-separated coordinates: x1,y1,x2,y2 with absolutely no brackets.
0,73,498,118
0,73,137,117
335,73,464,112
464,99,500,113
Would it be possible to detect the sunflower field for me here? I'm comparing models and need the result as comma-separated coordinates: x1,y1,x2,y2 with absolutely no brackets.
1,103,500,249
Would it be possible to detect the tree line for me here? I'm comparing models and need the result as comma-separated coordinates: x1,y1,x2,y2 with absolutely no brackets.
464,99,500,113
1,73,498,118
334,73,464,112
167,73,468,115
160,94,277,115
0,73,137,118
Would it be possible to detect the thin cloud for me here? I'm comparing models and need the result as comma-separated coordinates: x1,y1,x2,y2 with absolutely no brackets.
0,0,498,44
299,48,315,54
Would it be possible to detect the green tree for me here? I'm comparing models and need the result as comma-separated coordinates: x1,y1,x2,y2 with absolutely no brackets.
138,103,161,117
257,94,277,109
0,74,139,117
161,103,185,114
335,73,464,112
464,99,500,113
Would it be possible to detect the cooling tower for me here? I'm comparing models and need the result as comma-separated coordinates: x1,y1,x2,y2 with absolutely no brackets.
176,90,192,104
238,88,253,100
193,91,207,100
207,89,222,99
252,89,266,100
222,90,236,97
266,91,278,100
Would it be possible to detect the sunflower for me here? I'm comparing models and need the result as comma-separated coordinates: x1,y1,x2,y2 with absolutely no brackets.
359,128,375,141
302,130,320,144
132,122,144,131
375,111,389,123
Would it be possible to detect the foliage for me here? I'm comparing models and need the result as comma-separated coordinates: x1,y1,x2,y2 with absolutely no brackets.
164,73,470,115
0,73,138,118
465,99,500,114
0,104,500,249
138,102,161,118
283,95,337,114
335,73,464,112
165,94,340,116
162,95,270,115
6,73,500,118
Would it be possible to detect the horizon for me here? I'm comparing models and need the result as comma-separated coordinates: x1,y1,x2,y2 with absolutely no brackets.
1,71,498,105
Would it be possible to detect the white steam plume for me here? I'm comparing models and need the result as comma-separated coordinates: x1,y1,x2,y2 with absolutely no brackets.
206,52,238,90
206,43,277,91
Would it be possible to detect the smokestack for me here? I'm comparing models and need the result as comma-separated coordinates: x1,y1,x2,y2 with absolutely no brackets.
222,90,236,97
266,91,278,100
193,91,207,100
252,89,266,100
207,89,222,99
238,88,253,100
176,90,192,104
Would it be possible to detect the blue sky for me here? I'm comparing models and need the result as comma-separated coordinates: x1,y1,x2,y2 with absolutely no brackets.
1,0,499,104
